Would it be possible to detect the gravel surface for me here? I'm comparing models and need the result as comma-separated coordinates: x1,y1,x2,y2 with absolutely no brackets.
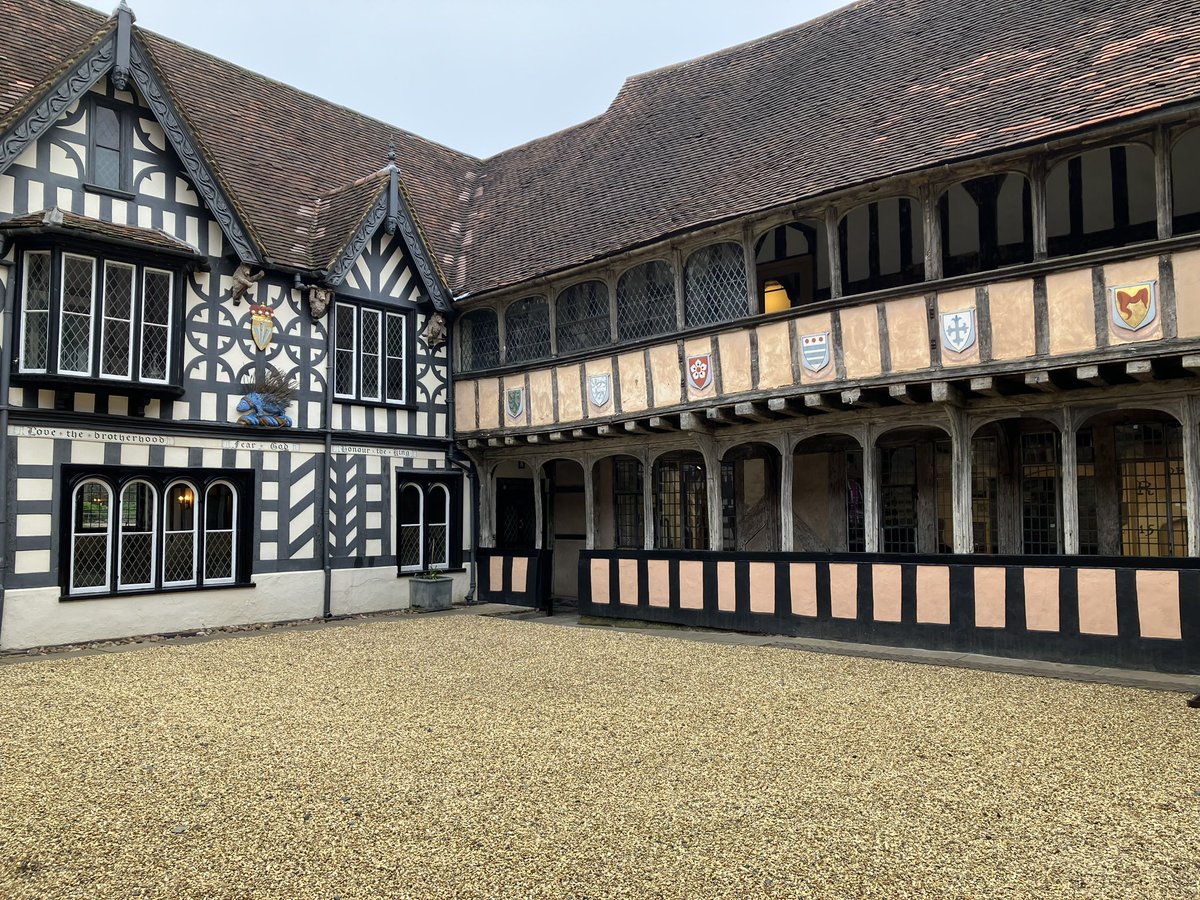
0,615,1197,899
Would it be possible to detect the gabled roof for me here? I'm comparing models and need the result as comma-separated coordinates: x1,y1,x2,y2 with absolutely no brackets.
2,0,1200,303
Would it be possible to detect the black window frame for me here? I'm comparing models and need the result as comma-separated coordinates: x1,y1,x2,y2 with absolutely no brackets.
87,97,133,195
331,299,416,409
394,472,464,573
12,241,186,395
59,465,254,600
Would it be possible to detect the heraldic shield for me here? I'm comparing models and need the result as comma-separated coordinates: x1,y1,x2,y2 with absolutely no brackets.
687,353,713,391
506,386,525,419
588,373,611,408
800,332,829,372
1110,281,1157,331
250,303,275,351
941,308,977,354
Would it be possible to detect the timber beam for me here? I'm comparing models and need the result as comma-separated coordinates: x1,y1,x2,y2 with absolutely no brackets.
549,432,568,442
840,387,881,408
1126,359,1154,382
767,397,808,417
648,415,680,431
705,407,738,426
804,392,840,413
931,381,962,406
487,438,503,448
680,411,711,432
734,401,774,423
888,384,917,404
570,428,596,441
1024,371,1056,392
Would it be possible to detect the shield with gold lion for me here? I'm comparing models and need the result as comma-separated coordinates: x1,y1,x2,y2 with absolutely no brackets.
1109,281,1157,332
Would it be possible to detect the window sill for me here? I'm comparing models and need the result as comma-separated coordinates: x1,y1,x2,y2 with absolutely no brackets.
333,396,419,413
59,581,256,602
397,568,465,578
83,183,136,202
12,372,186,400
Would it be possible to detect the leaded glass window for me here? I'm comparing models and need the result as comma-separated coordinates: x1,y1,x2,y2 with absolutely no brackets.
459,309,499,371
92,103,124,190
140,269,172,382
59,253,95,375
556,281,610,354
20,251,51,372
654,452,708,550
612,457,644,550
71,480,112,595
684,242,748,327
427,484,450,570
1020,432,1062,555
385,312,406,403
332,303,407,404
204,482,237,583
880,446,918,554
399,483,423,571
1115,422,1186,557
333,304,357,398
163,481,198,586
617,261,676,341
360,307,382,402
100,261,135,378
504,296,551,363
118,481,155,590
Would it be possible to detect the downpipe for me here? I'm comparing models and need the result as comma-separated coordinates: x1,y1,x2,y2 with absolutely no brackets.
0,239,14,644
443,321,478,604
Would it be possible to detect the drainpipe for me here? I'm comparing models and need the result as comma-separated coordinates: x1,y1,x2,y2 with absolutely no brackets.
304,274,334,620
0,239,14,644
443,317,478,604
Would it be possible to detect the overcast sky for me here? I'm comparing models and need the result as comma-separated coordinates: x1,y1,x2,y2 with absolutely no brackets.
79,0,844,158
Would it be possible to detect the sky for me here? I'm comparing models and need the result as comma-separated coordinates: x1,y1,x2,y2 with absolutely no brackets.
78,0,845,158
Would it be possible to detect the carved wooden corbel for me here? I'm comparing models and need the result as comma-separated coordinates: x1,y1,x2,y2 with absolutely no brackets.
421,312,447,348
228,263,264,306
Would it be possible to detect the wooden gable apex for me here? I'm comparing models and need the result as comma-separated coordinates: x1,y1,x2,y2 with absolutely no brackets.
0,14,261,264
322,158,454,315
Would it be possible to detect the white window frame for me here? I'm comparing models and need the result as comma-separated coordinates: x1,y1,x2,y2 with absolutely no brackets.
70,479,113,596
139,267,174,384
399,482,424,573
57,252,97,376
162,480,199,588
203,480,238,586
427,483,450,570
333,302,358,401
385,311,406,404
116,480,157,591
19,250,52,374
99,260,136,380
359,307,383,403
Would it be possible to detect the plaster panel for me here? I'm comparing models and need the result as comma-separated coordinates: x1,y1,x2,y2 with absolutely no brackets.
1104,257,1163,345
885,297,929,372
1173,249,1200,338
332,569,470,617
590,558,610,605
556,365,584,424
1136,570,1181,640
749,562,775,614
937,288,980,366
755,321,794,390
648,559,670,608
454,381,477,432
1024,568,1060,632
1076,568,1118,636
795,312,835,384
618,558,639,605
717,331,752,395
679,560,704,610
974,567,1006,628
872,564,902,622
528,369,555,427
1046,268,1097,356
512,557,529,593
839,306,882,379
648,344,682,407
988,279,1037,361
477,379,500,430
684,337,716,402
916,566,950,625
584,358,615,419
829,563,858,619
617,352,648,413
789,562,818,617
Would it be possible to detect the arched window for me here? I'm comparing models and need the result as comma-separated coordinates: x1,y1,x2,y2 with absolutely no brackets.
458,308,500,371
616,261,676,341
71,479,112,594
939,173,1033,277
1173,127,1200,236
653,451,708,550
204,482,237,584
1046,143,1156,256
685,242,748,327
754,219,830,310
839,197,924,295
399,483,424,572
556,280,610,353
163,481,198,587
427,484,450,569
504,296,551,363
117,480,156,591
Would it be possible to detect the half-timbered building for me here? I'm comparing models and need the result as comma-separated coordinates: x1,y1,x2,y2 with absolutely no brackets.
3,0,1200,672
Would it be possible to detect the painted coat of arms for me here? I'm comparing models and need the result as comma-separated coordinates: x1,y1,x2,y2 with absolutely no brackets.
687,353,713,391
1110,281,1157,332
249,302,275,351
941,308,977,354
588,373,611,409
506,386,525,419
800,332,830,373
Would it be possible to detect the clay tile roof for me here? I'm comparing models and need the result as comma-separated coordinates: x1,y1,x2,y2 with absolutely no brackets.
308,170,389,273
0,207,204,259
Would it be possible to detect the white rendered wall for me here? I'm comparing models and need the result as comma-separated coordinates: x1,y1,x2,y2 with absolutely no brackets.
329,567,471,617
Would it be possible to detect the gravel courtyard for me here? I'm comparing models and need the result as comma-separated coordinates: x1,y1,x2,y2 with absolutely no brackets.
0,615,1197,900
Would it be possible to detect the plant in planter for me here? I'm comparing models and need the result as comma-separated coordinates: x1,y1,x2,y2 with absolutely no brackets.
409,570,453,611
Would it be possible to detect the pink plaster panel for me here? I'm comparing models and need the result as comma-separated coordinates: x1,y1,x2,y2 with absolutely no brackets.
1024,568,1060,632
917,566,951,625
829,563,858,619
872,564,902,622
489,556,504,594
974,567,1006,629
1136,570,1182,640
717,561,737,612
679,560,705,610
790,563,817,617
1076,569,1118,636
512,557,529,594
749,562,776,614
647,559,670,608
618,558,639,606
590,558,611,605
